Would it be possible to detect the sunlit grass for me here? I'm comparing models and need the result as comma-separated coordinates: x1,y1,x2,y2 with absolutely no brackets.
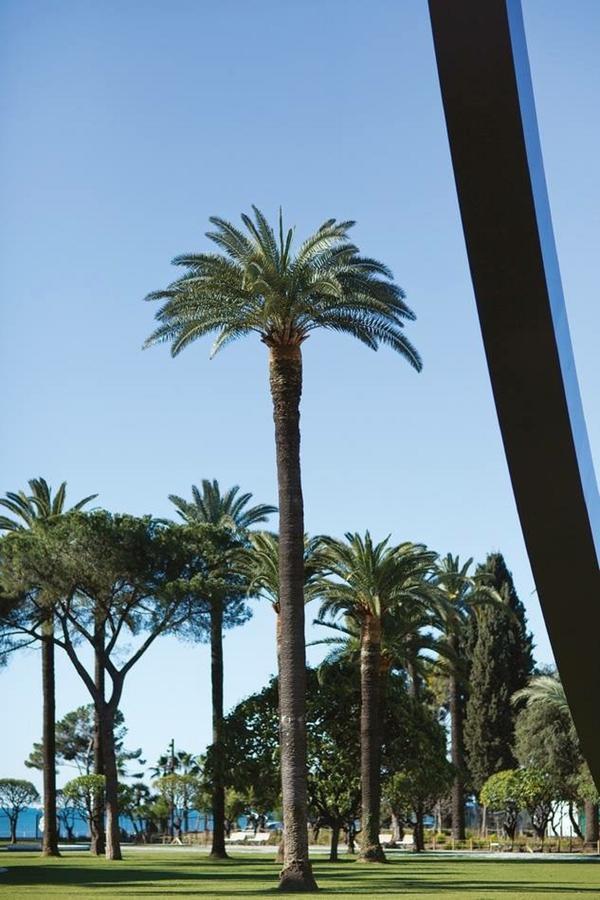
0,850,599,898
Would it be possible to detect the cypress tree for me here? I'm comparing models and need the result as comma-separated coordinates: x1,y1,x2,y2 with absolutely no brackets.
464,552,535,792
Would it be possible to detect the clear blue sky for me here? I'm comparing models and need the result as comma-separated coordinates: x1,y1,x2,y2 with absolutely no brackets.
0,0,598,790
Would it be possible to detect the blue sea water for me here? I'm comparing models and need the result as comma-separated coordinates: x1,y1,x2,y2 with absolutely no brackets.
0,808,213,840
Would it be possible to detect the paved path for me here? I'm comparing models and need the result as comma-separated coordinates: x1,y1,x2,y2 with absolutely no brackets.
121,845,600,862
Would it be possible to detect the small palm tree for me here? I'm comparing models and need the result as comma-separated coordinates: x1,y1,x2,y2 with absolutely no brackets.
316,533,436,862
512,674,570,715
0,478,96,531
513,674,599,843
433,554,500,841
314,599,441,694
314,597,445,852
170,481,275,532
0,478,97,858
169,480,274,859
145,208,421,892
150,749,202,833
244,531,325,653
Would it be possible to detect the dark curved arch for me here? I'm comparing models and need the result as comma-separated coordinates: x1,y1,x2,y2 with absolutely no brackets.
428,0,600,782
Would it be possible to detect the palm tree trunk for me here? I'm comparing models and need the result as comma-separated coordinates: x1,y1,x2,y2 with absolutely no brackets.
99,703,122,860
41,615,60,857
449,664,466,841
407,660,425,851
584,800,599,844
346,822,356,854
359,614,386,863
275,609,285,865
91,621,106,855
268,344,317,892
210,598,228,859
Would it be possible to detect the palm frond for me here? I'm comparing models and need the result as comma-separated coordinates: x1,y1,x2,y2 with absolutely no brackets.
144,208,421,372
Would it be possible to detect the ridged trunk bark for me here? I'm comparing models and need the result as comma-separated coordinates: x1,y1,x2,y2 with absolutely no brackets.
269,344,317,893
407,659,424,851
210,598,228,859
41,615,60,857
275,610,285,864
359,614,386,862
99,703,122,860
584,801,599,844
91,621,106,856
449,651,466,841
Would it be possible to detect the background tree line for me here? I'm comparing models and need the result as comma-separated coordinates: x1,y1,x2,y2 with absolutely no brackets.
0,474,568,869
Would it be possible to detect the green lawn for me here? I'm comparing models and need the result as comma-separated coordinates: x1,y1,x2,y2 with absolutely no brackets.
0,851,599,899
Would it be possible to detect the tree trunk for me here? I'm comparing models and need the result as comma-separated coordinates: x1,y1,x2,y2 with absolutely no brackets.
346,822,356,854
449,653,466,841
568,802,583,840
359,614,386,863
10,815,17,844
99,704,122,860
584,800,599,843
407,657,425,851
407,658,420,699
329,823,340,862
391,812,403,843
268,344,317,893
41,615,60,857
275,611,286,866
91,622,106,856
210,598,228,859
414,802,425,851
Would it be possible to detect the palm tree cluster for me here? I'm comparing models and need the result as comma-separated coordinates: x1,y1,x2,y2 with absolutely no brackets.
0,472,515,869
0,210,552,891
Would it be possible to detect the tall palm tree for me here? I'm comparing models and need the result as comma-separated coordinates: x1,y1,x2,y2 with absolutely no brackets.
169,480,275,858
513,674,599,844
145,208,421,891
314,596,445,853
432,554,499,841
316,533,436,862
0,478,97,858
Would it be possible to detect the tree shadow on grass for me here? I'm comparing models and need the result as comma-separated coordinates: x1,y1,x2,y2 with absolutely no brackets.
3,854,600,897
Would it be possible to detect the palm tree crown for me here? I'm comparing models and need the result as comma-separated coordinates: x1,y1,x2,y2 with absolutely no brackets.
144,207,422,365
317,532,437,625
314,601,441,682
169,480,275,531
0,477,97,532
432,554,501,642
512,672,570,716
244,531,325,614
